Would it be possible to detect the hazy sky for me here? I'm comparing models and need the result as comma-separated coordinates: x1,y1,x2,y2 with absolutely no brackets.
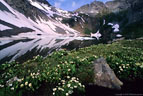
47,0,112,11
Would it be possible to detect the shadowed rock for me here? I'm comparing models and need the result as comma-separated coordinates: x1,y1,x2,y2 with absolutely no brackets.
93,57,123,90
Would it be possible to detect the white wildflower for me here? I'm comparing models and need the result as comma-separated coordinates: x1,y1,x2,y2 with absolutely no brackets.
82,85,85,88
20,84,24,88
66,93,69,96
58,87,62,90
29,83,32,87
61,80,65,83
17,79,22,82
68,69,71,71
25,82,28,86
67,84,71,87
9,83,12,87
74,86,77,88
11,87,14,90
68,90,73,94
0,84,4,88
71,77,76,80
79,83,82,86
67,76,70,79
53,88,57,91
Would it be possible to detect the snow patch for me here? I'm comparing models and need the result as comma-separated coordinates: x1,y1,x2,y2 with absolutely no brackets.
112,24,119,32
90,30,102,40
116,34,122,37
0,24,12,31
108,23,113,26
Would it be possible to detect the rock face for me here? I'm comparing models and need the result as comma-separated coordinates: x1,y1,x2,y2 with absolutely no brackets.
66,0,143,39
105,0,130,13
93,57,123,90
76,0,131,16
76,1,107,16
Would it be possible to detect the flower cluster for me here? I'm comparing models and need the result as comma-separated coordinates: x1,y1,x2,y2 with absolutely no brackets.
52,76,85,96
30,71,40,79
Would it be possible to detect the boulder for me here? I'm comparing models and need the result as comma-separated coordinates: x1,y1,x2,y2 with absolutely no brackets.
93,57,123,90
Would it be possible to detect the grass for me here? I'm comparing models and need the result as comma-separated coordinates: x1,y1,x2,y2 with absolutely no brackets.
0,39,143,96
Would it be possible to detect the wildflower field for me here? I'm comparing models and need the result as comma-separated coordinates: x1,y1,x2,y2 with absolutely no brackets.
0,39,143,96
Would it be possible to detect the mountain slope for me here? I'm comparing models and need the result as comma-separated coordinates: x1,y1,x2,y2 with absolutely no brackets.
0,0,79,38
62,0,143,40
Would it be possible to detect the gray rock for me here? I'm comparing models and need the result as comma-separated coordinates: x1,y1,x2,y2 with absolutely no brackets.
75,0,131,15
75,1,107,17
93,57,123,90
105,0,130,13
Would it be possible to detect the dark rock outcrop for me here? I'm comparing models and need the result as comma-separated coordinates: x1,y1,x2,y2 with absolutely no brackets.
4,0,50,21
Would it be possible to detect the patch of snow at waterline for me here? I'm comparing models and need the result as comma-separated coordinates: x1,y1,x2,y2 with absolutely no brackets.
0,24,12,31
57,36,95,40
108,23,113,26
116,34,122,37
108,23,119,32
103,19,105,25
90,31,102,40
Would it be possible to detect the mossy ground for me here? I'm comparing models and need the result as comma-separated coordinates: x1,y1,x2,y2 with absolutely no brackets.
0,39,143,96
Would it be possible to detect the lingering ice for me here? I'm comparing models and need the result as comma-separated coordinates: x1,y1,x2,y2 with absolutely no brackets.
108,23,113,26
0,24,12,31
90,30,102,40
116,34,122,37
108,23,120,32
112,24,119,32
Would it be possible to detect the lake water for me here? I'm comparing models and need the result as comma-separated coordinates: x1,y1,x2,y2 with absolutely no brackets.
0,36,97,64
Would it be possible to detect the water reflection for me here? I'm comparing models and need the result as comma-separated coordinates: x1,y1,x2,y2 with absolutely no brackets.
0,36,95,64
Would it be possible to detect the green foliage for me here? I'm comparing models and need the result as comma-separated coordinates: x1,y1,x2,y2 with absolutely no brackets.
0,40,143,96
122,20,143,39
62,18,75,27
52,76,85,96
103,10,128,23
84,28,92,35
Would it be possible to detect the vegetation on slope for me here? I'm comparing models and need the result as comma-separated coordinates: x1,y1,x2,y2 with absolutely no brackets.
0,39,143,96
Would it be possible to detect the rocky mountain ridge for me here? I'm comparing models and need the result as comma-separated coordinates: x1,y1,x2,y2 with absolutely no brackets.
75,0,133,16
62,0,143,40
